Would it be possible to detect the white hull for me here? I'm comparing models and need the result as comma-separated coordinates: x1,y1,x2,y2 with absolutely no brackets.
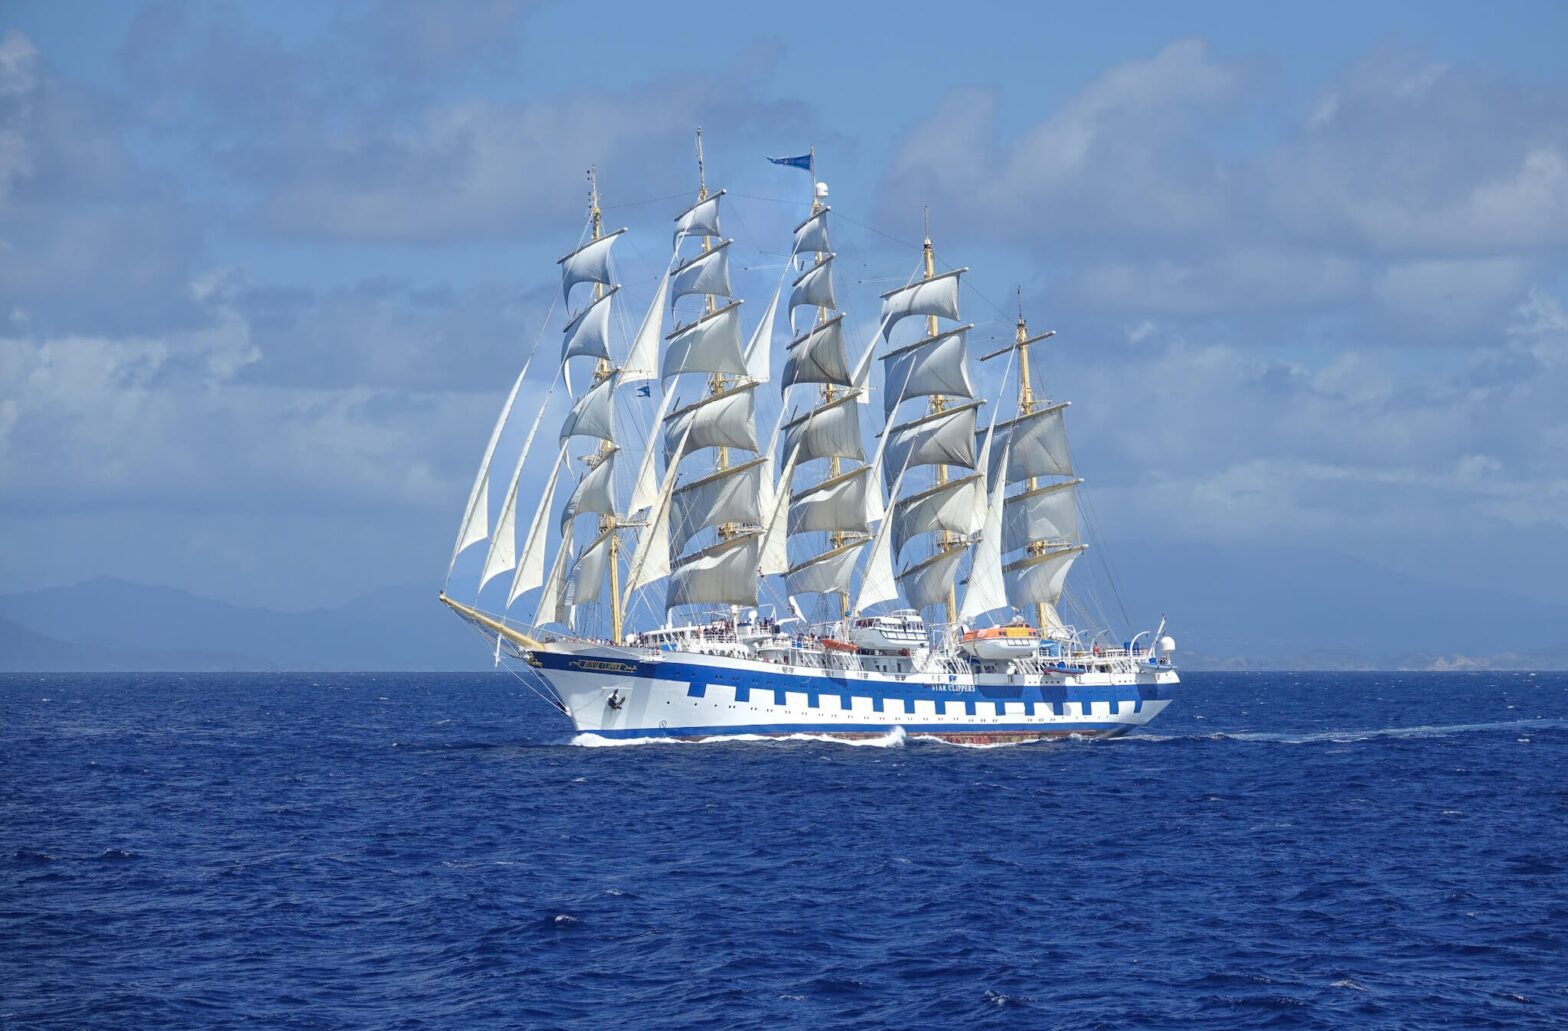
526,642,1178,743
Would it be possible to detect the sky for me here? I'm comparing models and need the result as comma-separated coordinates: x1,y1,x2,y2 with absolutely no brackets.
2,0,1566,619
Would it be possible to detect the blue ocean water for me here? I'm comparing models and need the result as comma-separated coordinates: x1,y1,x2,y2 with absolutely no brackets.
3,672,1566,1029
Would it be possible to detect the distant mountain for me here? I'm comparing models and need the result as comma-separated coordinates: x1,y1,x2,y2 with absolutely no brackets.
0,616,259,672
0,578,488,672
1,542,1564,672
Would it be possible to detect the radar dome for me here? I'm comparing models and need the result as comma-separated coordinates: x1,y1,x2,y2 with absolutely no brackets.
814,181,829,198
1157,635,1177,654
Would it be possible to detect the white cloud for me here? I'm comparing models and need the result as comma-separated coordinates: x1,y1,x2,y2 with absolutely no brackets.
1275,54,1568,255
881,39,1568,340
1055,291,1568,549
1371,257,1532,330
117,3,807,245
1069,249,1362,316
0,310,488,514
880,39,1246,247
0,30,40,203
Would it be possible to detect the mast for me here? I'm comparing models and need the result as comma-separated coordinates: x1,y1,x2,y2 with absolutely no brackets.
979,291,1083,635
542,169,640,640
874,222,977,627
695,130,728,474
774,151,871,620
691,128,743,545
808,150,858,618
923,211,958,624
584,169,625,641
1014,290,1045,631
634,130,765,623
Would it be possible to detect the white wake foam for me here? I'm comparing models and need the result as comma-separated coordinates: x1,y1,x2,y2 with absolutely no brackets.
1214,718,1568,745
1116,717,1568,742
570,726,908,749
1103,718,1568,747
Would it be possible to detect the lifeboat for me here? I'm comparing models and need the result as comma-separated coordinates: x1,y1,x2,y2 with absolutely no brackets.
847,610,928,652
958,624,1042,660
822,638,859,653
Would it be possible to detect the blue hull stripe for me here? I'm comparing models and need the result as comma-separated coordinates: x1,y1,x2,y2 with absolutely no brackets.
582,721,1134,740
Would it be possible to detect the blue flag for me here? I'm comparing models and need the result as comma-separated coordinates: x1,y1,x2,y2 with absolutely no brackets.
768,154,812,172
636,384,652,397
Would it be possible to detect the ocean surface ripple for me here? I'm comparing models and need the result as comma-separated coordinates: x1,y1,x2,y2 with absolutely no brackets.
3,671,1567,1028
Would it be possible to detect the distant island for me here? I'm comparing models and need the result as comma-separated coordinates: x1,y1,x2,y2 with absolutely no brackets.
3,540,1564,672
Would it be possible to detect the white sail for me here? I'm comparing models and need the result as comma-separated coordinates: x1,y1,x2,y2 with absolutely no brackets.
447,364,527,577
864,471,887,526
663,383,758,461
759,400,793,500
1003,544,1086,618
452,468,494,576
879,268,964,338
852,469,907,614
628,388,678,516
667,532,761,609
960,446,1009,621
788,466,872,535
673,190,724,243
558,373,616,445
533,522,575,626
558,229,626,305
993,402,1073,482
758,444,801,576
844,258,925,404
477,467,523,592
785,542,864,598
883,400,982,486
1002,479,1080,553
788,256,837,320
481,430,576,593
508,444,570,607
744,276,782,383
782,392,865,465
670,241,733,302
881,325,974,416
560,286,619,364
565,526,615,608
668,458,766,554
661,302,747,380
793,207,830,255
897,546,967,612
616,274,670,526
620,272,668,383
889,473,983,557
621,423,694,600
781,315,851,389
559,449,617,529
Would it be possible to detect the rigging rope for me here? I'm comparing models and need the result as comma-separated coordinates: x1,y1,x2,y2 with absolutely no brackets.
454,614,567,714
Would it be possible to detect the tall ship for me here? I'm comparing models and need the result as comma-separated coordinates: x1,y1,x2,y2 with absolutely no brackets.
439,137,1179,743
